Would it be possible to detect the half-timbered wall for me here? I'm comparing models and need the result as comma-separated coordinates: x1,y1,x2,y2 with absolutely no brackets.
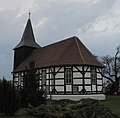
13,72,24,90
13,65,103,95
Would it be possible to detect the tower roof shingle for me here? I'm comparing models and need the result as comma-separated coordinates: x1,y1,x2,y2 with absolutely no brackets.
14,19,40,49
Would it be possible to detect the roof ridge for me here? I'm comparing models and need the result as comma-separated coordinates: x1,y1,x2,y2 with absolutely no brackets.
42,36,75,48
75,37,85,64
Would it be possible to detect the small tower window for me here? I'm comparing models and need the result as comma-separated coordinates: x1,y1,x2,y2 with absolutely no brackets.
65,69,72,84
91,67,96,85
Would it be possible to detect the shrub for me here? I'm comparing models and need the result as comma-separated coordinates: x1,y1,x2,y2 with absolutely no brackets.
0,79,21,116
70,99,116,118
26,98,117,118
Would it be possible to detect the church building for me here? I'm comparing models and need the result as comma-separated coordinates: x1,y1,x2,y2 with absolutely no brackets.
13,16,105,100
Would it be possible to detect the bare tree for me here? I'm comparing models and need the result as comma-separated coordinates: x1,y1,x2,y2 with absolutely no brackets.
115,45,120,93
101,45,120,94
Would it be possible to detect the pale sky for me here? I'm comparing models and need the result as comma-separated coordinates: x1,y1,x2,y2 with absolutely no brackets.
0,0,120,79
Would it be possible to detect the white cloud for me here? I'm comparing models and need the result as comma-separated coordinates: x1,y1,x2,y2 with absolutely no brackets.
35,17,49,29
16,0,38,18
112,0,120,15
0,0,39,19
92,0,99,5
65,0,98,4
78,0,120,36
0,0,119,79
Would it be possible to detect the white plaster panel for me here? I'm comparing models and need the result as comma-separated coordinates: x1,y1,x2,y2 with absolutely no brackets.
96,68,102,72
15,73,18,76
73,67,78,71
85,72,91,78
50,87,52,91
85,79,91,84
60,67,64,72
50,80,54,85
73,72,82,78
14,83,17,86
50,74,52,79
21,72,24,76
46,74,49,79
79,86,82,91
84,66,88,71
76,66,82,71
50,73,54,79
50,86,54,91
92,85,96,91
97,86,102,91
73,79,82,84
39,86,41,90
97,73,102,78
87,67,90,71
21,82,23,86
85,86,91,91
39,80,41,85
46,80,49,85
96,68,99,72
55,67,60,72
39,69,42,73
66,66,71,69
46,69,49,73
56,73,64,78
55,80,64,85
97,80,102,85
50,68,53,72
55,86,64,91
55,67,64,72
66,85,72,91
14,78,18,81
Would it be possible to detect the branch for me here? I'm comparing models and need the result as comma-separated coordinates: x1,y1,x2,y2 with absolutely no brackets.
101,73,115,83
117,66,120,71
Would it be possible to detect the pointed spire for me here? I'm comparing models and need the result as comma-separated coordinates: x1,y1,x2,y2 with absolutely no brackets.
14,16,40,49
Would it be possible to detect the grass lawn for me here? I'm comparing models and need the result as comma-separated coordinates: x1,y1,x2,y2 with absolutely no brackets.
101,95,120,117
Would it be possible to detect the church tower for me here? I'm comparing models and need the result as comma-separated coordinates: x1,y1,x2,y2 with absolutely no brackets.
13,15,40,70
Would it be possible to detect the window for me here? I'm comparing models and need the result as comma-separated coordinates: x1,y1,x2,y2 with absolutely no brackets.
65,69,72,84
73,85,79,94
91,68,96,85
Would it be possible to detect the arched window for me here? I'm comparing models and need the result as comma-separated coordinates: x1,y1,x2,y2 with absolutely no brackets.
65,69,72,84
91,67,96,85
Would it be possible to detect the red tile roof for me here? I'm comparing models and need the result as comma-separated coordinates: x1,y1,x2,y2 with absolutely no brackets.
14,36,103,72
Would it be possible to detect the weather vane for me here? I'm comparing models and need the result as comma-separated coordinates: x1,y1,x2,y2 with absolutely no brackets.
29,8,31,19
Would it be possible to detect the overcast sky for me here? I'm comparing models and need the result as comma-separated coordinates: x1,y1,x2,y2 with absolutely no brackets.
0,0,120,79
